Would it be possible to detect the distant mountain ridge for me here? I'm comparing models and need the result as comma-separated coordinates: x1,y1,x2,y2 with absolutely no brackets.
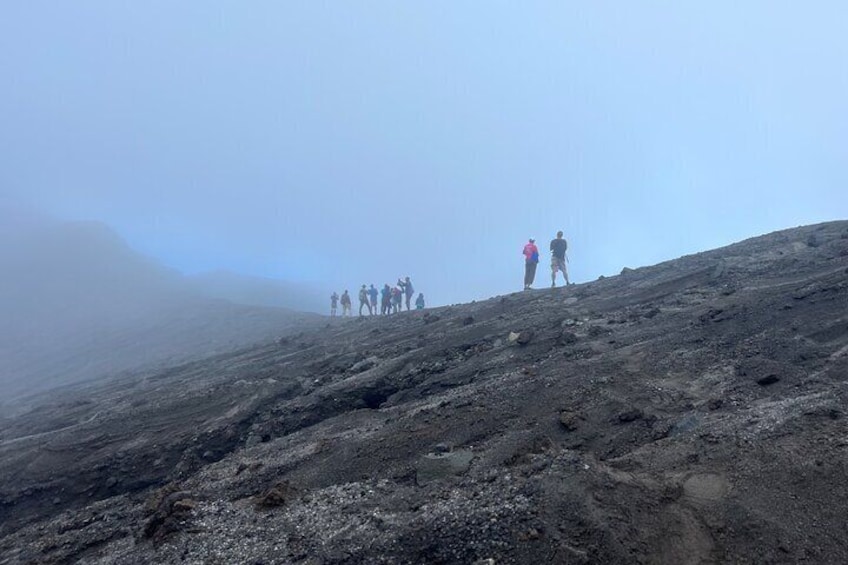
188,269,328,314
0,214,321,401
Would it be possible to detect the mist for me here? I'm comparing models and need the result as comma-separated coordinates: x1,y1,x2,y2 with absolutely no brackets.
2,3,846,304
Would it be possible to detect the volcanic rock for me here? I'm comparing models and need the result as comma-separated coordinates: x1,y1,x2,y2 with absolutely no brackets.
2,221,848,564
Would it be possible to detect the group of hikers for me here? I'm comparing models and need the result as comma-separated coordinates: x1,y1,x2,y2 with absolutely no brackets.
522,230,571,290
328,230,571,318
330,277,425,317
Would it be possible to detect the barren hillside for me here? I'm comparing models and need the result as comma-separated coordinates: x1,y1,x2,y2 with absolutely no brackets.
1,221,847,564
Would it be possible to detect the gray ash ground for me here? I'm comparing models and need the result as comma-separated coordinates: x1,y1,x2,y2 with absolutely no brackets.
2,221,848,564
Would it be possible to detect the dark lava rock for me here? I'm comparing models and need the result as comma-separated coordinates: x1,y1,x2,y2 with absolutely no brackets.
617,409,644,423
557,331,578,346
588,325,611,338
142,486,196,543
516,330,535,345
707,398,724,411
756,374,781,386
256,481,296,509
559,411,580,431
462,316,475,326
423,313,440,324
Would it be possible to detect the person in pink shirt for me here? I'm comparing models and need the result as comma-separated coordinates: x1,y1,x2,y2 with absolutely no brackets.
522,237,540,290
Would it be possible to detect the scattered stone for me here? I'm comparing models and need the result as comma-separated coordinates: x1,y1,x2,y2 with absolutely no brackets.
617,409,644,423
508,332,521,343
278,337,290,346
423,313,441,324
707,398,724,411
462,316,475,326
517,527,541,541
142,486,197,542
557,331,578,346
256,481,296,509
433,443,452,454
807,234,820,248
588,325,610,337
644,308,661,319
651,421,672,440
559,411,580,431
756,374,780,386
516,330,534,345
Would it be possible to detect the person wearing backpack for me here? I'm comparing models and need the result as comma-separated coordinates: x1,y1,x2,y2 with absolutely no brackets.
340,290,352,317
358,285,372,316
550,230,570,287
522,237,540,290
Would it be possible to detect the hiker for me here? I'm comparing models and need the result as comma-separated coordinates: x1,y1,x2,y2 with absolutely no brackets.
381,284,392,315
398,276,414,311
415,293,425,310
358,285,372,316
550,230,571,287
522,237,540,290
368,284,379,316
330,292,339,316
391,286,403,314
340,290,352,317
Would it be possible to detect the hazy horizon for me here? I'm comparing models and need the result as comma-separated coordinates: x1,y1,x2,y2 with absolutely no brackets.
3,3,846,306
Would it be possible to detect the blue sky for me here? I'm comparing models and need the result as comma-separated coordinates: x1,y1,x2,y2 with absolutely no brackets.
2,2,846,306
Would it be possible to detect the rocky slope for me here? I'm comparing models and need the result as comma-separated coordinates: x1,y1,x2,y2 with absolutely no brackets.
1,221,847,564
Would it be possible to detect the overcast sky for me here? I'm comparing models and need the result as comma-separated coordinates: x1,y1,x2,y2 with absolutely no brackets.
2,2,846,306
